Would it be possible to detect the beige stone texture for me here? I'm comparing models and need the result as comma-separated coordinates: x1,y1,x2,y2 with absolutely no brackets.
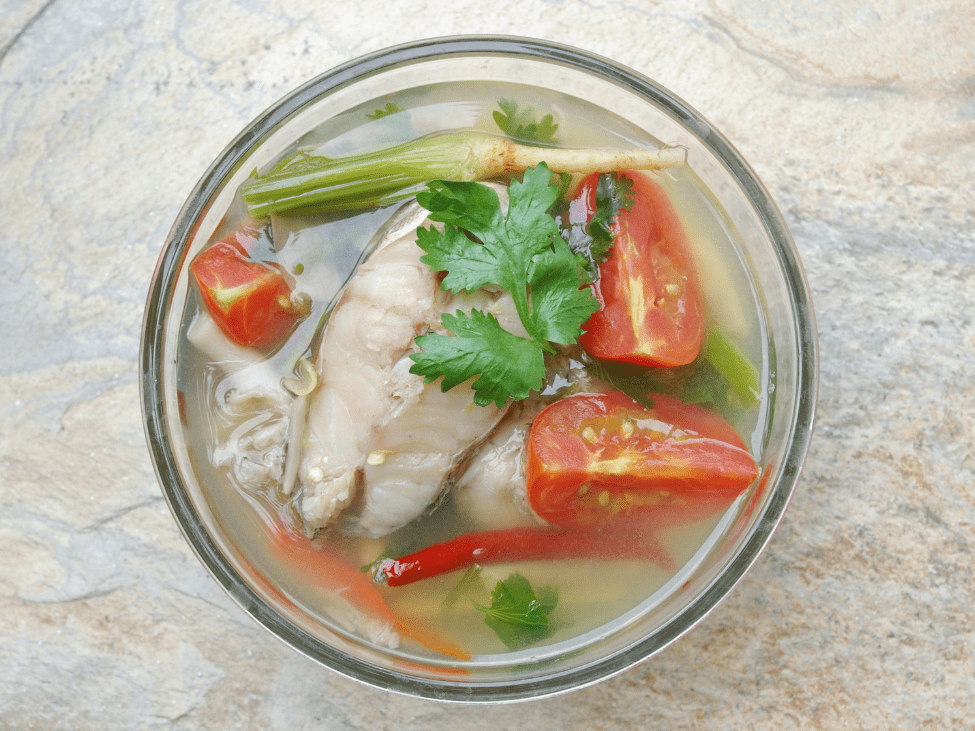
1,0,973,728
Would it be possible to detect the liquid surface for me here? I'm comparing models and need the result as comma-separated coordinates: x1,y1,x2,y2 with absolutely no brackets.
177,82,769,660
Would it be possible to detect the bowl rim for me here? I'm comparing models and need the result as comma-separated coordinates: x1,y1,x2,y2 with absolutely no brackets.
140,34,819,703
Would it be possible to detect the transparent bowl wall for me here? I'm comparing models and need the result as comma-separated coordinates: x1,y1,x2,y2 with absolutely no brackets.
141,36,818,702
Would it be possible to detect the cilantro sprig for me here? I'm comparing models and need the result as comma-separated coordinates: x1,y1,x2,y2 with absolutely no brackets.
560,172,635,281
475,574,559,650
367,102,402,119
493,98,559,144
410,164,600,407
589,173,634,253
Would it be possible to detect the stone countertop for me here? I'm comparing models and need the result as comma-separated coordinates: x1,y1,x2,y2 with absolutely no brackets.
1,0,973,727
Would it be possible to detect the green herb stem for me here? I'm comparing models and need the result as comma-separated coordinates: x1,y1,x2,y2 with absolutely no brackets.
242,131,686,217
243,132,489,217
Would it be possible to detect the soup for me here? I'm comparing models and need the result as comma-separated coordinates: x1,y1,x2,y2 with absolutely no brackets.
176,83,769,660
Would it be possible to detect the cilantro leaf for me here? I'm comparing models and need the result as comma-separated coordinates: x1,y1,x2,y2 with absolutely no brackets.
528,239,600,345
505,165,564,245
367,102,402,119
562,172,635,281
410,164,599,406
475,574,559,650
411,310,546,407
419,164,562,341
417,178,504,239
493,98,559,144
590,172,634,250
419,165,560,284
415,224,497,293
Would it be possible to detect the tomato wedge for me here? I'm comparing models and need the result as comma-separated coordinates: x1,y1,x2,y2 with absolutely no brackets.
526,392,758,529
575,171,705,367
190,224,309,348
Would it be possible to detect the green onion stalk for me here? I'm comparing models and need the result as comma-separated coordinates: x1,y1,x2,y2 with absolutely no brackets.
703,329,760,407
241,131,687,217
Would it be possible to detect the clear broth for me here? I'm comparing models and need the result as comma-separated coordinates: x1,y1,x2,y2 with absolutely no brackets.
177,82,769,660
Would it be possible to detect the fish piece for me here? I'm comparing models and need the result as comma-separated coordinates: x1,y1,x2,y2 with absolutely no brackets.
452,347,606,531
452,397,548,532
299,193,523,537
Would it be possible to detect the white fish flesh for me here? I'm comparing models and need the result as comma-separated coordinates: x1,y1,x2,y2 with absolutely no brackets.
299,193,524,537
451,397,548,531
452,348,606,531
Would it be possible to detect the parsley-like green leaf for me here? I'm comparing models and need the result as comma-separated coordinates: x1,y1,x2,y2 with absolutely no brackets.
411,164,599,406
493,98,559,144
475,574,559,650
415,224,497,293
562,172,635,280
590,172,634,250
418,179,504,238
367,102,402,119
528,239,600,345
411,310,546,407
419,164,562,338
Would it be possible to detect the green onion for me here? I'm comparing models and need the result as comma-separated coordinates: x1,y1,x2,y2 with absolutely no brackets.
703,329,760,407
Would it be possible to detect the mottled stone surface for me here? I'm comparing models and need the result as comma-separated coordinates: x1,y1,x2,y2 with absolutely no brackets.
1,0,973,728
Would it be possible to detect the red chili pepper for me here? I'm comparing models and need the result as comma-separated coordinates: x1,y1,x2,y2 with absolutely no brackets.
190,224,309,348
374,526,676,587
574,171,705,367
526,391,759,529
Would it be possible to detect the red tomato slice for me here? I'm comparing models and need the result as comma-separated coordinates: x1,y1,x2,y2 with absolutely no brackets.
526,392,758,529
190,225,308,348
575,171,705,367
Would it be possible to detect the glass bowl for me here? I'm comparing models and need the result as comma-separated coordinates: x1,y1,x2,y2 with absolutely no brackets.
141,36,818,702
